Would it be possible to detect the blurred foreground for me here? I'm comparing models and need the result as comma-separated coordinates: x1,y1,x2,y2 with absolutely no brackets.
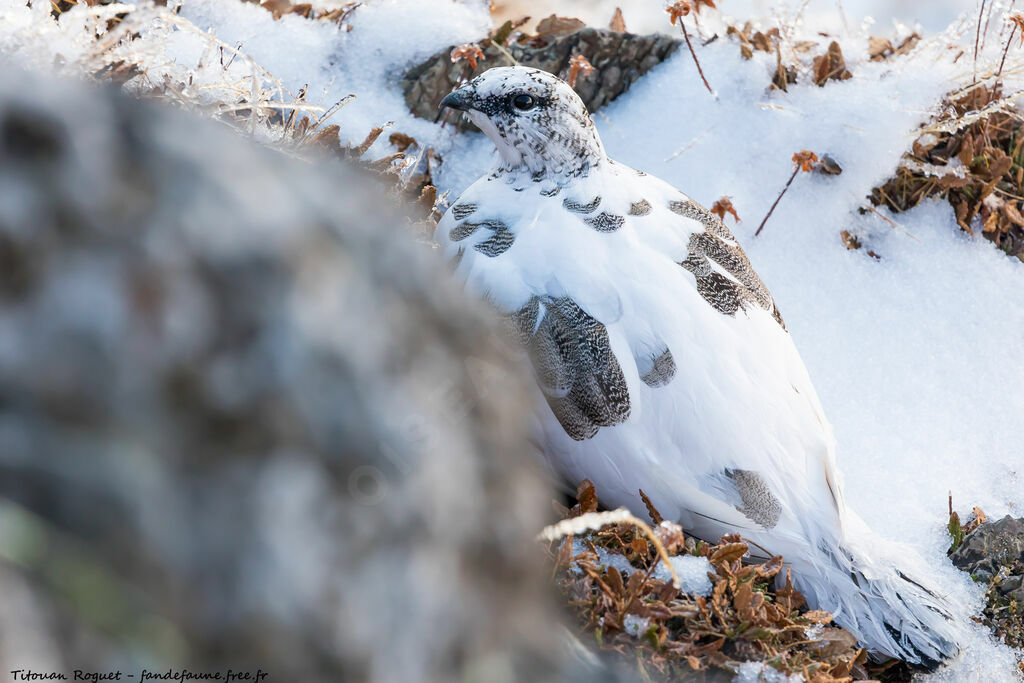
0,66,586,682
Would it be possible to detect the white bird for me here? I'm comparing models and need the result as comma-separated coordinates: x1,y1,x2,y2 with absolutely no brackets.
436,66,962,667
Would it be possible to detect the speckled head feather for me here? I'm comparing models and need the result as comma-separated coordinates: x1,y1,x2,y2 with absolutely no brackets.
441,66,606,180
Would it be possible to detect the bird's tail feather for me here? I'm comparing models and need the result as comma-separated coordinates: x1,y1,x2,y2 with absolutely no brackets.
787,524,963,669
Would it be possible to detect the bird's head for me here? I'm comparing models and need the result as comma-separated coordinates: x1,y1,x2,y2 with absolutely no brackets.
440,66,606,180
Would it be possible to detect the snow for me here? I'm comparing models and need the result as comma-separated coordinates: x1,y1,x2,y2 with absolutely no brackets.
494,0,974,37
623,613,651,637
653,555,715,596
570,537,714,596
733,660,805,683
2,0,1023,678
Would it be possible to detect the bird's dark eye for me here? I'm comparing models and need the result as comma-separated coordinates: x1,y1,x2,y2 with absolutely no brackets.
512,93,536,111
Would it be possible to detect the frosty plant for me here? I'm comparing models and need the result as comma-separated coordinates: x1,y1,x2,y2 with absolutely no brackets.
997,13,1024,80
666,1,716,94
755,151,818,236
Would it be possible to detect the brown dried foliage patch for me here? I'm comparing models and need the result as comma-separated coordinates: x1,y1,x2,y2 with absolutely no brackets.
812,42,853,86
871,83,1024,261
251,0,362,27
302,120,442,228
548,482,874,680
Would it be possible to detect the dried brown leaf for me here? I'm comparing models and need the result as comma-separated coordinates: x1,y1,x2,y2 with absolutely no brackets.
793,150,820,172
609,7,627,33
607,566,625,596
638,488,664,525
1002,201,1024,227
757,555,785,579
309,124,340,150
535,14,586,36
450,43,485,70
567,54,596,88
577,479,599,514
655,521,686,554
840,230,862,250
733,581,753,611
710,542,747,565
868,36,893,61
812,41,853,86
666,1,692,25
803,609,835,624
389,132,417,152
711,196,741,222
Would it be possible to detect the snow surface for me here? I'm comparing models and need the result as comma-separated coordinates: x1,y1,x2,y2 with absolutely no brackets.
495,0,975,36
2,0,1023,679
623,613,652,637
571,537,715,597
653,555,715,596
733,660,805,683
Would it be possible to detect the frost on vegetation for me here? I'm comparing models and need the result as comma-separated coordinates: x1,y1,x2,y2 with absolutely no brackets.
549,481,868,679
0,1,326,144
622,614,650,638
0,1,470,226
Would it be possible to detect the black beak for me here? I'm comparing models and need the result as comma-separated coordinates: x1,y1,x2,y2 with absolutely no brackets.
440,89,473,112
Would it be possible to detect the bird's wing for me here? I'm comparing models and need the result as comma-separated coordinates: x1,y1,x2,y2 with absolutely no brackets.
435,167,846,542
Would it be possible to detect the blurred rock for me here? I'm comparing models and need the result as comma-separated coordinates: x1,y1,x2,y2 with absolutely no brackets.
0,66,588,682
403,28,680,130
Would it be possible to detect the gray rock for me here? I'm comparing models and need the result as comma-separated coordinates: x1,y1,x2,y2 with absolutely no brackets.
402,28,681,130
0,65,597,683
999,575,1023,595
949,515,1024,582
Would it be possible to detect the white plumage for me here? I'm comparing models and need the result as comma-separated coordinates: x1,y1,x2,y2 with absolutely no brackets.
436,66,962,667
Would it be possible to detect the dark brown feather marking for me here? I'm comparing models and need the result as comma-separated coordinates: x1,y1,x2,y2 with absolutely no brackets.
508,296,631,441
451,203,477,220
474,222,515,257
673,199,785,328
584,212,625,233
449,221,481,242
727,470,782,528
563,196,602,214
452,219,516,257
668,198,735,241
639,347,676,388
629,199,652,216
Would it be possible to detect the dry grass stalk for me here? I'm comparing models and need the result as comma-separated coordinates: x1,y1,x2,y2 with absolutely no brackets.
666,1,714,94
755,151,818,236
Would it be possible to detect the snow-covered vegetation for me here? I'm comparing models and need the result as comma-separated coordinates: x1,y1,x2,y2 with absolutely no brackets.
2,0,1023,680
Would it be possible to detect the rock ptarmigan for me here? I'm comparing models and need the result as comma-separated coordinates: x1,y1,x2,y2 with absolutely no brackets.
436,66,962,667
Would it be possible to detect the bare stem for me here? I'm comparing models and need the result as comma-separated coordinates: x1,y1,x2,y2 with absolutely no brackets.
755,167,799,237
974,0,987,83
680,20,713,94
997,24,1018,81
1000,0,1018,41
982,0,996,51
